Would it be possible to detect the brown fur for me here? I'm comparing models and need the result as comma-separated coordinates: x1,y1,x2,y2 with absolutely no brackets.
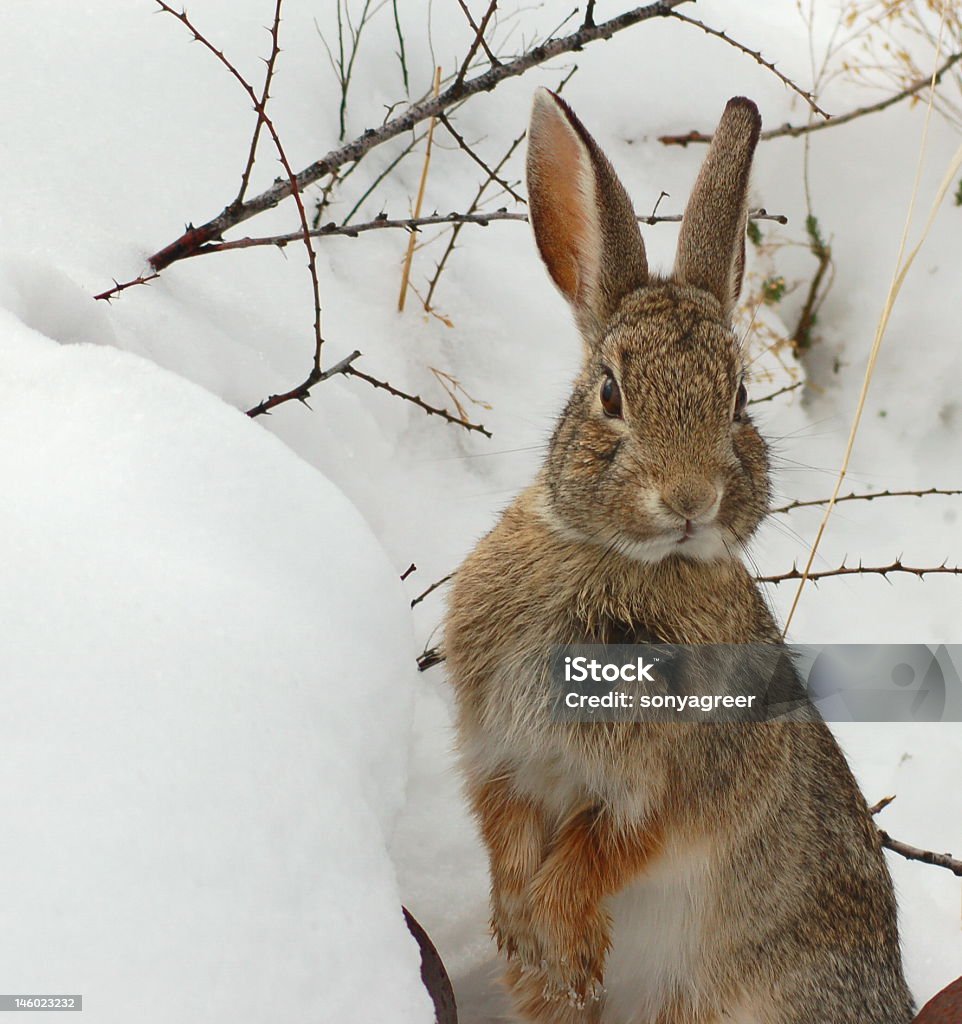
445,92,914,1023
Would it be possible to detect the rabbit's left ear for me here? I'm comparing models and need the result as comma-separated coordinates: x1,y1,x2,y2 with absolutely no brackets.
674,97,761,318
527,88,648,341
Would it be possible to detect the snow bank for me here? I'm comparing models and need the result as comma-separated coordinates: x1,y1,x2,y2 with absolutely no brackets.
0,313,431,1024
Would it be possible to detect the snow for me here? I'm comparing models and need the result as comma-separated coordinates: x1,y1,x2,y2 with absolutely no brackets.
0,317,430,1022
0,0,960,1019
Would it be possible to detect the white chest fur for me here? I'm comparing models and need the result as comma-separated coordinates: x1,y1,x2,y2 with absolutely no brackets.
601,843,710,1024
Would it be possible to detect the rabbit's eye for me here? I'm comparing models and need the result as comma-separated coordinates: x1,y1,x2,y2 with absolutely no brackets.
600,374,622,418
733,381,748,422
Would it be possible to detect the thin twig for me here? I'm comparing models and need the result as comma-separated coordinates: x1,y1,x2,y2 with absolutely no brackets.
748,380,803,405
392,0,409,93
868,795,962,875
422,65,579,310
411,572,455,608
791,222,832,354
660,49,962,146
235,0,284,206
344,366,492,436
757,559,962,584
771,487,962,515
667,11,828,119
439,115,526,203
423,136,526,311
454,0,499,87
341,130,426,225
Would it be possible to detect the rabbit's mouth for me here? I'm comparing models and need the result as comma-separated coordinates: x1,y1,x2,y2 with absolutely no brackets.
678,520,698,543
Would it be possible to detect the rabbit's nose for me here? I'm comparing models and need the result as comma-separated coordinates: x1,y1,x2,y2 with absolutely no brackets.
661,479,719,522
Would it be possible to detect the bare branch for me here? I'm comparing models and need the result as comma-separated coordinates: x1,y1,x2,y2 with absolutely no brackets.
748,381,803,405
660,49,962,146
454,0,500,87
667,11,828,120
756,560,962,585
877,831,962,877
423,132,527,310
94,272,160,303
411,572,455,608
246,350,361,417
235,0,284,207
392,0,409,93
344,366,492,437
772,487,962,515
439,115,526,204
142,0,691,274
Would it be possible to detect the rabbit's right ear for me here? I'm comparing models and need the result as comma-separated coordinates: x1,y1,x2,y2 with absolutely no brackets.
526,89,647,341
673,97,762,318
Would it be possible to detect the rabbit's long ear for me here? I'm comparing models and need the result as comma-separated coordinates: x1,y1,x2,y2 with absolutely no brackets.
526,88,647,341
674,97,761,318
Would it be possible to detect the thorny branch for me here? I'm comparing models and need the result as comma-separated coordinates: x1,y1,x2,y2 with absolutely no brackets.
660,49,962,146
666,11,829,119
757,560,962,585
771,488,962,515
343,366,492,437
171,207,788,260
411,552,962,614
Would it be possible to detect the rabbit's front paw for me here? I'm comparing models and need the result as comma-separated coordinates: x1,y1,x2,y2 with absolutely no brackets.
491,891,538,963
527,900,608,1007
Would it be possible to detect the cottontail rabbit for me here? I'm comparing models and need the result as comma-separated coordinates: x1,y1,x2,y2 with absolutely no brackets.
444,91,915,1024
